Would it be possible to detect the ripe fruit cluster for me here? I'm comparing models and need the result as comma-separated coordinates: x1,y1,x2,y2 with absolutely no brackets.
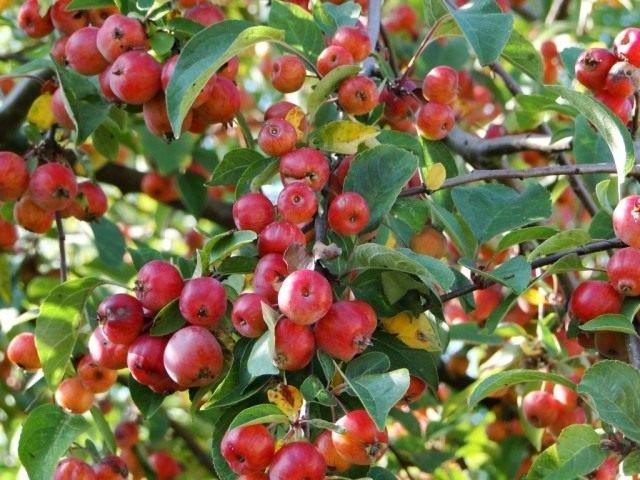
53,454,129,480
0,151,107,245
220,409,388,478
574,29,640,124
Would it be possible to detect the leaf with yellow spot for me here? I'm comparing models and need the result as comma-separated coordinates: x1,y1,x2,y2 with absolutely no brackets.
284,106,307,141
381,311,442,352
425,163,446,191
309,120,379,154
27,93,55,131
0,0,13,13
267,383,303,420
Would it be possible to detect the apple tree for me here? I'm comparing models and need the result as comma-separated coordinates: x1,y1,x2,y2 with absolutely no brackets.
1,0,640,478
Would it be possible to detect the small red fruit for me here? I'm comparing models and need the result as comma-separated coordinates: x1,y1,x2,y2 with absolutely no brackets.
0,151,30,201
127,334,179,394
0,219,18,250
18,0,54,38
277,269,333,325
271,55,306,93
28,163,78,211
179,276,227,327
54,458,96,480
221,424,275,474
607,247,640,295
77,354,118,393
64,181,108,221
613,195,640,248
93,454,129,480
96,14,147,62
316,45,354,76
332,409,388,465
614,27,640,67
313,430,351,473
13,196,55,233
196,76,241,124
416,102,455,140
233,192,275,233
183,2,224,26
88,327,129,369
252,253,289,304
276,182,318,224
114,421,139,449
273,317,315,371
522,390,562,428
279,147,330,192
327,192,370,236
268,442,326,480
55,377,95,413
65,26,109,76
570,280,623,323
7,332,41,371
134,260,184,313
148,451,181,480
422,65,458,104
337,76,379,116
331,26,371,62
575,48,617,91
257,119,298,157
51,0,88,35
231,293,269,338
257,220,306,256
109,51,162,104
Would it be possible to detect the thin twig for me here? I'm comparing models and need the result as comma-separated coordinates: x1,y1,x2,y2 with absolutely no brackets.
362,0,382,76
401,15,449,81
626,336,640,369
379,25,399,77
388,444,417,480
55,212,67,283
168,418,216,475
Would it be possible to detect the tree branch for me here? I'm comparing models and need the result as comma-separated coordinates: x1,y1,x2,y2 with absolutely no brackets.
168,418,215,475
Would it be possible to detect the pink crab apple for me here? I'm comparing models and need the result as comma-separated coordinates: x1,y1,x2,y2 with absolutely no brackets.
277,269,333,325
327,192,370,236
88,327,129,369
28,163,78,211
134,260,184,312
221,424,275,474
109,51,162,105
257,220,306,256
233,192,275,233
267,442,327,480
252,253,289,304
231,293,269,337
273,317,315,371
178,276,227,327
276,181,318,224
127,334,180,394
279,147,330,191
0,151,30,201
96,14,148,62
332,409,389,465
96,293,145,345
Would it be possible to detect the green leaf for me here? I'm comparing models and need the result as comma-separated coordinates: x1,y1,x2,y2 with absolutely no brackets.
0,254,11,304
446,0,513,65
269,0,324,61
129,375,165,418
301,375,336,406
369,331,439,389
580,314,638,335
149,31,174,56
345,352,390,378
238,156,279,197
247,332,279,377
150,300,185,336
344,145,418,230
497,226,558,252
312,0,360,36
307,64,361,120
36,277,105,388
452,182,552,242
209,148,265,186
345,368,410,430
67,0,115,8
578,360,640,443
545,85,635,193
429,200,476,257
54,63,111,143
228,404,289,429
176,171,207,217
526,425,607,480
90,406,116,453
137,126,195,175
469,370,576,407
377,130,424,160
624,451,640,476
18,405,90,480
204,230,257,266
351,243,454,293
368,466,398,480
167,21,285,136
390,198,431,235
574,115,613,191
500,29,542,81
528,229,591,260
449,323,504,345
309,120,379,154
90,217,125,267
92,124,119,161
460,256,530,294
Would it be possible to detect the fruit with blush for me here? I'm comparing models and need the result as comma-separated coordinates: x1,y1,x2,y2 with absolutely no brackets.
332,409,388,465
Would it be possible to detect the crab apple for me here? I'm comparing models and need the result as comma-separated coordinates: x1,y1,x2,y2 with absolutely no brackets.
179,276,227,327
161,56,208,108
409,225,447,258
257,119,298,157
55,377,95,413
273,317,315,371
0,151,29,201
54,458,96,480
96,293,144,345
163,325,223,388
277,270,332,325
277,182,318,224
127,334,180,394
7,332,41,371
331,26,371,62
552,382,578,410
96,14,148,62
218,56,239,81
595,90,634,124
77,354,118,393
522,390,562,428
134,259,184,312
314,430,351,473
384,4,417,33
268,442,326,480
271,55,306,93
13,196,55,233
221,424,275,474
264,101,309,134
594,456,619,480
575,48,617,91
51,0,88,35
28,162,78,211
549,405,587,437
471,284,502,322
252,253,289,304
596,331,629,361
51,87,75,129
0,219,18,250
314,300,376,361
416,102,455,140
196,76,241,124
98,68,119,102
52,35,69,64
141,171,179,203
88,327,129,369
110,51,162,104
88,6,119,27
63,181,108,221
94,455,128,480
233,192,275,233
613,195,640,248
328,192,370,236
184,2,224,26
316,45,354,76
422,65,458,104
396,375,427,406
148,451,181,480
143,93,192,138
279,147,330,192
257,220,306,256
114,421,139,448
614,27,640,67
570,280,623,323
337,75,379,116
232,293,269,337
332,409,388,465
18,0,54,38
607,247,640,295
604,61,637,98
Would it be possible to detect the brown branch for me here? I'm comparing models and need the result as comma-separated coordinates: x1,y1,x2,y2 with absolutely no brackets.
55,212,67,282
168,418,215,475
401,162,640,197
94,163,234,228
379,25,399,77
439,238,626,303
388,444,417,480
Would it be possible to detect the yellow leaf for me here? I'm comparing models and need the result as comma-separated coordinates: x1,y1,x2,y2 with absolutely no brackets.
267,383,303,420
27,93,55,131
0,0,14,13
425,163,446,191
381,312,441,352
310,120,379,154
284,106,307,141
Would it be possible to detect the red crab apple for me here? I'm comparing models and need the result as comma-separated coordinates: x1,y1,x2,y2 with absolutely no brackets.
314,431,351,473
574,48,617,91
331,26,371,62
279,147,330,191
522,390,563,428
97,293,144,345
337,75,379,115
51,0,88,35
28,162,78,211
88,327,129,369
273,317,315,371
54,458,96,480
422,65,458,104
607,247,640,295
231,293,269,337
134,260,184,312
267,442,326,480
178,276,227,327
257,220,306,256
569,280,623,323
271,55,306,93
17,0,54,38
277,182,318,224
93,454,128,480
252,253,289,304
65,26,109,75
277,269,333,325
327,192,370,236
332,409,388,465
233,192,275,233
148,451,181,480
76,354,118,393
109,51,162,104
55,377,95,413
127,334,180,394
257,119,298,157
613,195,640,248
96,14,148,62
416,102,455,140
0,151,30,201
221,424,275,474
13,196,55,233
7,332,41,371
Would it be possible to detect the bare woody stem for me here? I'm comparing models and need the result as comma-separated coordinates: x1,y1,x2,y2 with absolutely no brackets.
401,15,450,81
55,212,67,283
168,418,216,475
